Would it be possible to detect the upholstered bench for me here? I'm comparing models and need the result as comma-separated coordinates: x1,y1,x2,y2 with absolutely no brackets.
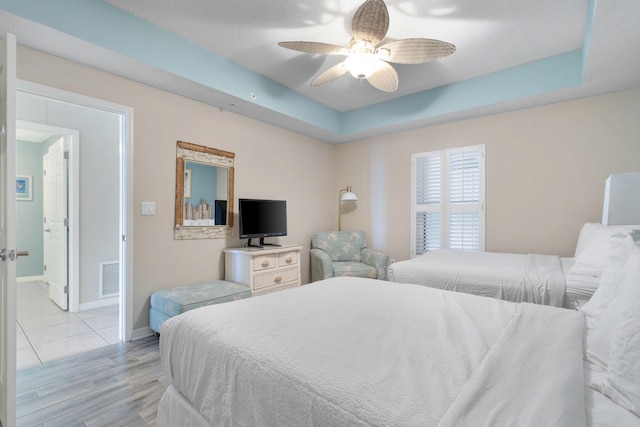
150,280,251,334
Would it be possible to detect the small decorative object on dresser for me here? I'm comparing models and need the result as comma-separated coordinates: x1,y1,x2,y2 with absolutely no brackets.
224,245,302,296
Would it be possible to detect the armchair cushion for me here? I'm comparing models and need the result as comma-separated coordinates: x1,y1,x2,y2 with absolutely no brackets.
311,231,390,281
333,262,377,279
311,231,366,262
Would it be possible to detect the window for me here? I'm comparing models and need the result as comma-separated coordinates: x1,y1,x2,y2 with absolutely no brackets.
411,145,485,256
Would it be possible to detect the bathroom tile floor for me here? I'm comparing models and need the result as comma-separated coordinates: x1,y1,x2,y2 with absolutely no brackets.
16,280,120,369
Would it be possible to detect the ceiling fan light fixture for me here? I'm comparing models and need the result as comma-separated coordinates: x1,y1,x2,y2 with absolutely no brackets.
278,0,455,92
345,52,378,79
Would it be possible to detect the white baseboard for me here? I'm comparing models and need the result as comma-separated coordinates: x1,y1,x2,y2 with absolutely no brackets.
78,297,118,312
17,275,45,283
131,327,155,341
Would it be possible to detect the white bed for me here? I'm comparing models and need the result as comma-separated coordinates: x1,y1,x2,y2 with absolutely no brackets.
157,258,640,426
388,223,638,309
388,250,569,307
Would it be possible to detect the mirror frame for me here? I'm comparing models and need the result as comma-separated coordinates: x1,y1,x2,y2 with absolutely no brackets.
174,140,235,239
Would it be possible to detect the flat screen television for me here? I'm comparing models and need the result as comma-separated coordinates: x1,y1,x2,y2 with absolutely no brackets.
238,198,287,248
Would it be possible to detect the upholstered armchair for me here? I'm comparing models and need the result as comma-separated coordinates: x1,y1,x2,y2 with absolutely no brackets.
310,231,390,282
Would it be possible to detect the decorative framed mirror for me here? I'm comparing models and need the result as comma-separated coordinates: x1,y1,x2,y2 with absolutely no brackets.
175,140,235,239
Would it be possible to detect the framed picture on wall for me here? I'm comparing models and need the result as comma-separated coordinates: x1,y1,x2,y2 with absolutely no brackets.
184,168,192,199
16,175,32,201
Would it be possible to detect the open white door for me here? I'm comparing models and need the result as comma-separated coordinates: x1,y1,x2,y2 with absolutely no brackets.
43,138,68,310
0,33,17,427
42,150,51,284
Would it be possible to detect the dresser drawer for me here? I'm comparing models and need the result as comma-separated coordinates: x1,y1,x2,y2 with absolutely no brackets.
253,266,299,290
252,254,277,271
253,282,298,296
278,250,299,267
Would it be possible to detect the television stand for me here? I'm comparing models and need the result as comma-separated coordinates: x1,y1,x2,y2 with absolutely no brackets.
247,237,282,249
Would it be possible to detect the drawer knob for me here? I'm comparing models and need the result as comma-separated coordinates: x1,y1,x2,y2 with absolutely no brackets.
285,256,293,264
274,275,282,283
261,260,270,267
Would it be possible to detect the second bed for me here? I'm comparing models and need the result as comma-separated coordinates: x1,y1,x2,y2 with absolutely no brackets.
388,223,636,309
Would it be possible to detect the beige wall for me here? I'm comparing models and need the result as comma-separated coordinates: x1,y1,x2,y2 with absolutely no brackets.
16,44,640,333
17,46,336,331
336,88,640,261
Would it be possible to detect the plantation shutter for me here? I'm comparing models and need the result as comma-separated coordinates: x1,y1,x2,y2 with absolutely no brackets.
413,153,442,255
411,145,484,256
448,148,483,251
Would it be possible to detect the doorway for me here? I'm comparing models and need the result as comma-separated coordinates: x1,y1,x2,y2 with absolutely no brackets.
15,80,134,368
16,121,78,311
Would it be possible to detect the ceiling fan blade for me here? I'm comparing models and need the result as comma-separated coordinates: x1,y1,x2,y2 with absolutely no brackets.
366,59,398,92
311,62,349,87
376,38,456,64
352,0,389,46
278,41,350,56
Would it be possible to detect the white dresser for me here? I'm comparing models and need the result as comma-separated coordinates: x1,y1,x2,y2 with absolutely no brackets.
223,245,302,296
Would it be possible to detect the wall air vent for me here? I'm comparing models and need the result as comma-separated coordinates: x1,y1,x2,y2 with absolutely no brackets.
99,261,119,298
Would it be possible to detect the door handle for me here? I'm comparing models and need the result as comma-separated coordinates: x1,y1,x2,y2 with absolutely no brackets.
44,228,51,232
0,249,29,261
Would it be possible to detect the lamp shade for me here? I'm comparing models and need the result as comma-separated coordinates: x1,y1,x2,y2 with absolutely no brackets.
341,191,358,201
338,185,357,231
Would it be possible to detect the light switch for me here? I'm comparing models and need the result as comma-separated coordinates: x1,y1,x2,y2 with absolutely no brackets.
141,201,156,215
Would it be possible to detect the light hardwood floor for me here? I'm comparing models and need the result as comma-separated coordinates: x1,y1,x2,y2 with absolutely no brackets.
16,336,167,426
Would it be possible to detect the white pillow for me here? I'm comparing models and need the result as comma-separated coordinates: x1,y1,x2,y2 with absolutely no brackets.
600,291,640,416
570,225,640,277
584,249,640,368
581,234,637,320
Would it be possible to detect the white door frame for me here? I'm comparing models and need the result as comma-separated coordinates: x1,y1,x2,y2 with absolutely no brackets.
1,32,17,427
17,120,79,311
16,80,134,341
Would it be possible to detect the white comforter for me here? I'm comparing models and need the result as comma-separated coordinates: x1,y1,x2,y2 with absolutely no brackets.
160,277,585,426
388,250,567,307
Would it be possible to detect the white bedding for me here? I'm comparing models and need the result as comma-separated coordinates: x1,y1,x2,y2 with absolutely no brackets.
562,258,601,309
388,250,567,307
159,277,585,426
584,360,640,427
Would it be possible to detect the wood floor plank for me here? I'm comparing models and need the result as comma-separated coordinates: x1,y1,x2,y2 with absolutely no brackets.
15,390,39,406
16,336,168,427
44,382,160,427
18,380,130,424
17,356,114,393
16,380,102,419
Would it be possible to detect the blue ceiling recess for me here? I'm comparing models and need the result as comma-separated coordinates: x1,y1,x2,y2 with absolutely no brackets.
1,0,592,141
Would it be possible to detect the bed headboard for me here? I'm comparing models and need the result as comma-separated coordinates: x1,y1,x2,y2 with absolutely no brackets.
602,172,640,225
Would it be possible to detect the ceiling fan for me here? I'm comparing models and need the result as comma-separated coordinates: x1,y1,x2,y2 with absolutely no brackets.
278,0,456,92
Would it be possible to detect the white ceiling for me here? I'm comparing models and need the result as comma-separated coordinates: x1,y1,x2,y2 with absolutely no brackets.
16,128,51,143
104,0,588,112
2,0,639,143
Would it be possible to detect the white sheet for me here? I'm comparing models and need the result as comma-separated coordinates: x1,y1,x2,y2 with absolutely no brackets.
562,257,601,309
159,277,585,426
584,360,640,426
388,250,567,307
157,385,211,427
